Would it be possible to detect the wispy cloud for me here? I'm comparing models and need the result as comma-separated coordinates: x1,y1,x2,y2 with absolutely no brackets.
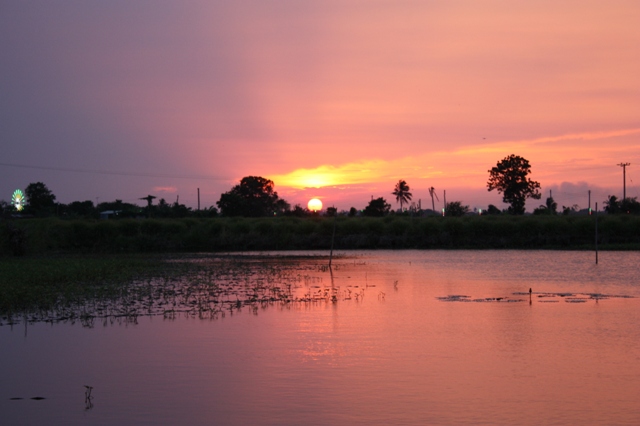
154,186,178,193
454,128,640,156
273,127,640,193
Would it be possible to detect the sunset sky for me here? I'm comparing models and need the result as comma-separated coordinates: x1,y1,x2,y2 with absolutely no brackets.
2,1,640,212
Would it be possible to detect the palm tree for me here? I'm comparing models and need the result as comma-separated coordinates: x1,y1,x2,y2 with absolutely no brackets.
392,180,412,211
428,187,439,212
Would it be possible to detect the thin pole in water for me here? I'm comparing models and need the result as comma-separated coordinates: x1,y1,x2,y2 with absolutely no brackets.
329,210,337,267
595,202,598,264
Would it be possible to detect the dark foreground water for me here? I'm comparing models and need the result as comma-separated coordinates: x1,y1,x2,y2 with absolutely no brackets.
2,250,640,425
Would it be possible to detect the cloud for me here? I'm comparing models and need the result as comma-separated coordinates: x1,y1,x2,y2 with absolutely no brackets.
154,186,178,193
451,128,640,156
277,127,640,184
271,126,640,210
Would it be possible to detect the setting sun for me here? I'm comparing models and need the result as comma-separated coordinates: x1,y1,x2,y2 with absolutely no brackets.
307,198,323,212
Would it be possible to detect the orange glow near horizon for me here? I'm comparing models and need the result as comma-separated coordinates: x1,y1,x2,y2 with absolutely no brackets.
262,127,640,210
271,161,394,189
269,127,640,190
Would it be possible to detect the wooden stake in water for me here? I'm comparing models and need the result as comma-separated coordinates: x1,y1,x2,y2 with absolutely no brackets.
329,213,337,267
595,202,598,264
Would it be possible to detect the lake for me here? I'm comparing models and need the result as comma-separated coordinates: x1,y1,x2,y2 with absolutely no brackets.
2,250,640,425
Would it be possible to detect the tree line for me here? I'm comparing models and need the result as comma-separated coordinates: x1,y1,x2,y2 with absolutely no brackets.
0,182,218,219
2,155,637,219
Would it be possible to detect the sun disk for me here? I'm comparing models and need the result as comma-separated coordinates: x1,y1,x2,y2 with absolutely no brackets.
308,198,323,212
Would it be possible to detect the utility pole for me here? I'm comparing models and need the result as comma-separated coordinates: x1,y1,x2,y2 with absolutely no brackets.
588,190,591,215
618,163,630,201
197,188,200,210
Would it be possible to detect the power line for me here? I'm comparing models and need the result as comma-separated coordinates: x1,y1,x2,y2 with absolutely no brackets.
0,162,229,181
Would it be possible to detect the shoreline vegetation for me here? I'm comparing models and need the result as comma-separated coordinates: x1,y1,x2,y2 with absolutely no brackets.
0,253,341,324
1,213,639,321
2,215,640,256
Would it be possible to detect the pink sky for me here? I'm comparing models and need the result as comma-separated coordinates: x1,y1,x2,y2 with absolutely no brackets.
2,1,639,212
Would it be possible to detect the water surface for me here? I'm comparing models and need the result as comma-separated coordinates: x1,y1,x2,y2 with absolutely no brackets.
2,250,640,425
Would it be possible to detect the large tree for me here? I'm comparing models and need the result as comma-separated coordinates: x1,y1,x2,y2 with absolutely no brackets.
25,181,56,216
392,180,412,211
487,155,541,214
363,197,391,217
217,176,286,217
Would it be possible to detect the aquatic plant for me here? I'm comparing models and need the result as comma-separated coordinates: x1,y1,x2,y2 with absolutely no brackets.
0,253,366,326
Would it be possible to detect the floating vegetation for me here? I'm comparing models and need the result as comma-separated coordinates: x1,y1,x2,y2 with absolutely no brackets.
0,254,368,327
436,295,524,303
513,291,635,303
438,291,635,304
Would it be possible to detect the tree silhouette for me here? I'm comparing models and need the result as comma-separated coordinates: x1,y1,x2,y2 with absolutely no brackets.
274,199,291,216
363,197,391,217
25,182,56,216
604,195,621,214
487,155,541,214
392,180,412,211
287,204,308,217
533,197,558,215
428,187,439,212
445,201,469,217
325,206,338,217
621,197,640,214
66,200,96,218
0,200,12,218
485,204,501,215
605,195,640,214
217,176,287,217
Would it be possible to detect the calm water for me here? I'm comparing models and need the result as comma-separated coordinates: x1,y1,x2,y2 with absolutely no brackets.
2,250,640,425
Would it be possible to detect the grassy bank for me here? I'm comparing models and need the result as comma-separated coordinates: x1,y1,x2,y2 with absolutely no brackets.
2,214,639,256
